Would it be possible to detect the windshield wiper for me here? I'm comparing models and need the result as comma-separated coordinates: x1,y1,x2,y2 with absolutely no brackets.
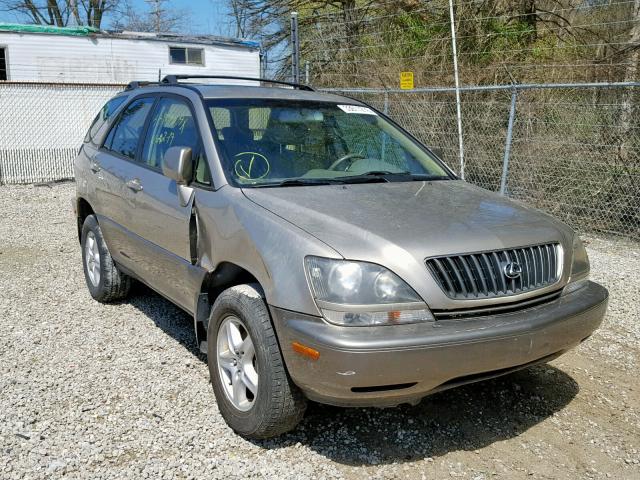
258,178,343,188
333,171,398,183
400,173,451,181
335,171,452,184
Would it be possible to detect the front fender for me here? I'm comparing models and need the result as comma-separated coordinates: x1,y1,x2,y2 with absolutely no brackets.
193,186,341,316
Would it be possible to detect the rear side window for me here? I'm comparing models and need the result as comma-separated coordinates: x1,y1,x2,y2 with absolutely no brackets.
85,96,127,143
104,97,155,159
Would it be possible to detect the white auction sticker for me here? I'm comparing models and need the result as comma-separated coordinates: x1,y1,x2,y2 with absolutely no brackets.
338,104,377,115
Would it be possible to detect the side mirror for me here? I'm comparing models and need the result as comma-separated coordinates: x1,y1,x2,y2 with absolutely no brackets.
429,147,444,159
162,146,193,185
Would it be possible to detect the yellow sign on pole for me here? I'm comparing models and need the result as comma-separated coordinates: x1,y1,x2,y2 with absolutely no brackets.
400,71,414,90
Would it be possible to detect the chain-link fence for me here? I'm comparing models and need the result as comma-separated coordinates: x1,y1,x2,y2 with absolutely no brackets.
0,82,124,184
325,84,640,238
285,0,640,239
1,80,638,238
297,0,640,87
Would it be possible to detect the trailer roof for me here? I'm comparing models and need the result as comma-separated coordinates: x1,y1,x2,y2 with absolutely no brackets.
0,23,260,49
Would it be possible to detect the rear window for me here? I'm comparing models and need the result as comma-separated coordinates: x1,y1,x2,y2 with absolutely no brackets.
85,96,128,144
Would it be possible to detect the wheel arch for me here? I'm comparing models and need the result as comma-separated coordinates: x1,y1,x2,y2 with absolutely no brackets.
76,197,95,242
194,261,263,353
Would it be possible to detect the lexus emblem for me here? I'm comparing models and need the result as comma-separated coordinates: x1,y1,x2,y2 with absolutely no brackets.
503,262,522,279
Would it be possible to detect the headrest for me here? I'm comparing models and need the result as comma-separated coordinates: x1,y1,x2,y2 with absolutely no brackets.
221,127,254,145
262,122,305,146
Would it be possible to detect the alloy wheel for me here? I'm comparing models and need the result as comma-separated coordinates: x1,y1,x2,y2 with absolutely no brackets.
85,231,101,287
216,315,258,411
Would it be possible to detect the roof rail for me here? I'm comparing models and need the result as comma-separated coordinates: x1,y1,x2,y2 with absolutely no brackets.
125,81,160,90
161,74,315,91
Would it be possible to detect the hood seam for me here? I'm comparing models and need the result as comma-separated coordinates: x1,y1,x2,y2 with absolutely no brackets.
241,188,345,259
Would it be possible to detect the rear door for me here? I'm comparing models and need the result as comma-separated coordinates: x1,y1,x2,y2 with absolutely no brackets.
93,96,156,271
116,95,209,313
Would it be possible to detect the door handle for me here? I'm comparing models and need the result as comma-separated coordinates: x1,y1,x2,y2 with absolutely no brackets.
125,178,143,192
89,160,101,173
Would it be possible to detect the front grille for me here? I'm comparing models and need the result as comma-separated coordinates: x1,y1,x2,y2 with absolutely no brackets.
431,289,562,319
426,243,561,299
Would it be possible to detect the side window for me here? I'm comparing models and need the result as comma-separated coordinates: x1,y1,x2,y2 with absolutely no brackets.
85,96,127,143
169,46,204,65
0,47,7,81
141,97,210,185
193,152,212,186
104,97,155,159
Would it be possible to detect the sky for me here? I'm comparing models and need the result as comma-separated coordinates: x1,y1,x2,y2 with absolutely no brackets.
0,0,234,38
154,0,233,37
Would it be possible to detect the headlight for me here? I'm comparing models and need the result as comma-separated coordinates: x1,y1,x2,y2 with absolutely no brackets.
305,256,433,326
563,235,590,295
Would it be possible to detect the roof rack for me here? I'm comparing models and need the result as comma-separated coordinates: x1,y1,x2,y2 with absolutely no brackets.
125,81,160,90
161,74,315,91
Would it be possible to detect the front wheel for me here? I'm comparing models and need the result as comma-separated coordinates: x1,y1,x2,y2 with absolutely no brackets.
207,284,306,439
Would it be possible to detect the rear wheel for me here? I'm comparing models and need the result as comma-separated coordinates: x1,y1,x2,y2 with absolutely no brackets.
81,215,131,302
207,284,306,439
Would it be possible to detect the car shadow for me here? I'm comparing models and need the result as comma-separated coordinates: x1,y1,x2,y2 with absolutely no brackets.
265,365,578,466
127,284,205,360
127,286,580,466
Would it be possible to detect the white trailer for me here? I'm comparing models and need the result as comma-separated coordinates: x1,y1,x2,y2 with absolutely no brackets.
0,24,261,184
0,24,261,83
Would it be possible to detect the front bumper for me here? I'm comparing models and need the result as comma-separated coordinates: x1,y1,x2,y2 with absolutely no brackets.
270,281,608,407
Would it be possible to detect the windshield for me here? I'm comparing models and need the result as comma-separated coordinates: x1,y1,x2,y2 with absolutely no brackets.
206,99,452,187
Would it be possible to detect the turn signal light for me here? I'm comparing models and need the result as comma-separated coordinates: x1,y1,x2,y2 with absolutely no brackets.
388,311,401,322
292,342,320,361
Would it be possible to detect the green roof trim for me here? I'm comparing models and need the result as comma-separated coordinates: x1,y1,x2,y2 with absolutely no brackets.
0,23,100,36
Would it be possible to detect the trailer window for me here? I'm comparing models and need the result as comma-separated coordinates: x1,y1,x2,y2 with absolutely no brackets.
0,47,7,81
169,47,204,66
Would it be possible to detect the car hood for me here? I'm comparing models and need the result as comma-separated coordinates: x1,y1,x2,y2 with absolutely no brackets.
243,180,572,261
243,180,573,310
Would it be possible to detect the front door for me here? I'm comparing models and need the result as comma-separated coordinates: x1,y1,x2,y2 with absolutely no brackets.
119,95,208,313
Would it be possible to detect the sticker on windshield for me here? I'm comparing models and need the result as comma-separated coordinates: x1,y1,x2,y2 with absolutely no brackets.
338,105,378,115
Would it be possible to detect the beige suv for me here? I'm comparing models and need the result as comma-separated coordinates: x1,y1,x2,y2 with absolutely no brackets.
73,75,608,438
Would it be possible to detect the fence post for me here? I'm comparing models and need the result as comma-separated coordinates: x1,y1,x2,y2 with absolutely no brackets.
290,12,300,84
500,88,518,195
448,0,465,179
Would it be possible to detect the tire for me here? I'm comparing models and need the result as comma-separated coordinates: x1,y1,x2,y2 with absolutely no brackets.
207,284,307,439
81,214,131,302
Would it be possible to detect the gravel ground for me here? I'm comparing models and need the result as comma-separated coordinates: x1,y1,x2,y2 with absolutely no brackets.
1,182,639,480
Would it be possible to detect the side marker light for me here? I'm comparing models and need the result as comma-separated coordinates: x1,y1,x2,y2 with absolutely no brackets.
292,342,320,361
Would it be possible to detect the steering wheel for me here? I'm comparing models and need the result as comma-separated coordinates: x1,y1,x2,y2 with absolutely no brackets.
328,153,366,171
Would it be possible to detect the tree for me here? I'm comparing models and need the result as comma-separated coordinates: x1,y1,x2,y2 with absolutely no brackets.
111,0,189,33
227,0,251,38
617,0,640,166
224,0,376,78
144,0,183,33
0,0,121,28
